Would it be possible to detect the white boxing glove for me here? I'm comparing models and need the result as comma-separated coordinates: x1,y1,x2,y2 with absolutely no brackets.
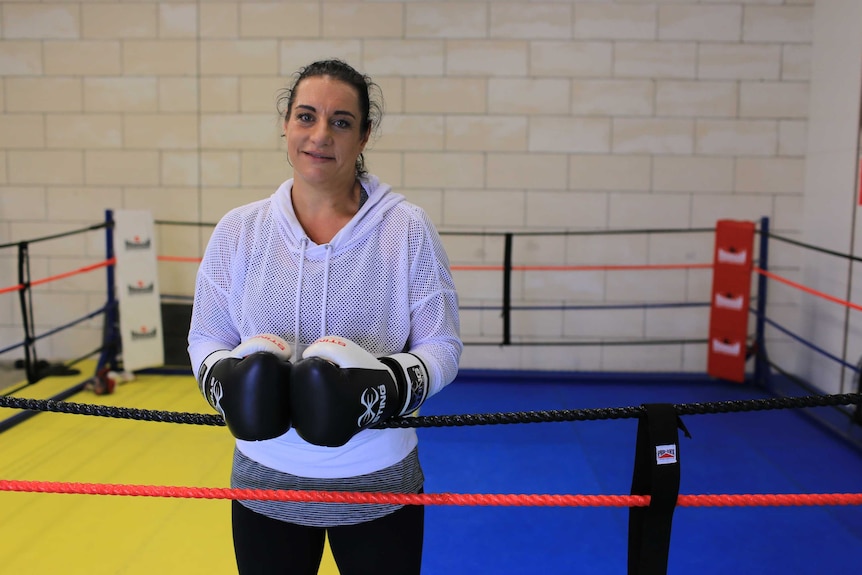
289,336,430,447
196,334,293,441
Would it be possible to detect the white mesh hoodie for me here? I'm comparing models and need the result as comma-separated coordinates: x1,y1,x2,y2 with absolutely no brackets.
188,175,462,478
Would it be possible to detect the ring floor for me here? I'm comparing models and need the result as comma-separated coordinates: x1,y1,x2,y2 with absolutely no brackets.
1,367,861,574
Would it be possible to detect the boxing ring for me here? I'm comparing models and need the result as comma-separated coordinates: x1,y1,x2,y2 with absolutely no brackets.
1,214,861,574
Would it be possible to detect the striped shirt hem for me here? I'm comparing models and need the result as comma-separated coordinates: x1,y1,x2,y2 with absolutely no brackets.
231,446,424,527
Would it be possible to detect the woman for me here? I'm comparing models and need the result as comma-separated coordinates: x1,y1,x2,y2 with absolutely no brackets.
188,59,462,575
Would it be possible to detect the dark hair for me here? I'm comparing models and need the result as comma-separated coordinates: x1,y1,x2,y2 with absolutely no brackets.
277,59,383,179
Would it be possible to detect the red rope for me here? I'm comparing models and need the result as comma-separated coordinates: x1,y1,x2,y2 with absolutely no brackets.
2,480,860,508
0,283,24,295
0,258,116,294
158,255,202,263
754,267,862,312
680,493,862,507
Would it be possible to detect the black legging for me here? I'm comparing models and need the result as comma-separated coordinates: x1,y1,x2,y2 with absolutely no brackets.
231,500,424,575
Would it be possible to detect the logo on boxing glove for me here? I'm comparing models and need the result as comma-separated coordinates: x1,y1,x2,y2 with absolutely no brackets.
251,334,291,353
357,384,387,427
209,379,225,418
405,365,427,414
408,365,425,392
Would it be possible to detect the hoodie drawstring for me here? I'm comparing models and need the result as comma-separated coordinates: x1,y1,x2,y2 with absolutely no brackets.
293,237,308,358
293,238,332,358
320,244,332,336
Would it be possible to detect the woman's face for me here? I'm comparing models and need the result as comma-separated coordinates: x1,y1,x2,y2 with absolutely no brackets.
284,75,370,190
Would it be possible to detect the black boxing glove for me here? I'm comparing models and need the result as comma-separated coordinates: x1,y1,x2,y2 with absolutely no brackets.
290,336,430,447
197,334,293,441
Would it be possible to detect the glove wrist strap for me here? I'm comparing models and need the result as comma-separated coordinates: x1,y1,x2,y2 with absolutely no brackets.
380,353,430,416
197,349,232,401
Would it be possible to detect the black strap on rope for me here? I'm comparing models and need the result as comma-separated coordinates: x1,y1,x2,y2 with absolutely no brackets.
628,403,691,575
854,356,862,426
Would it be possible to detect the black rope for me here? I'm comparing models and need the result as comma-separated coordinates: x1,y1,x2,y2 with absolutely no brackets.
0,222,107,250
474,227,714,237
765,231,862,264
154,220,218,228
1,392,860,429
463,338,710,347
459,302,711,311
153,219,714,238
671,393,862,417
0,397,222,426
381,393,862,428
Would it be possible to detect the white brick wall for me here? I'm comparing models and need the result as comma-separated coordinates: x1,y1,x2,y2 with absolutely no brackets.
0,0,822,374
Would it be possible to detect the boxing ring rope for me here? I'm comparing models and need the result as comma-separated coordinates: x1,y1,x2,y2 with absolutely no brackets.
756,268,862,311
750,217,862,432
156,222,717,349
0,222,113,386
3,213,862,574
2,480,862,509
2,386,860,427
1,213,861,433
8,214,857,393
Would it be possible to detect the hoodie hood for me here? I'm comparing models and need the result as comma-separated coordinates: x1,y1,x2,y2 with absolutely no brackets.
269,175,406,358
271,174,405,258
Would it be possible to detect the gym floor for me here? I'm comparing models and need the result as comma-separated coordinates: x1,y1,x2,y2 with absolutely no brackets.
1,368,860,574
